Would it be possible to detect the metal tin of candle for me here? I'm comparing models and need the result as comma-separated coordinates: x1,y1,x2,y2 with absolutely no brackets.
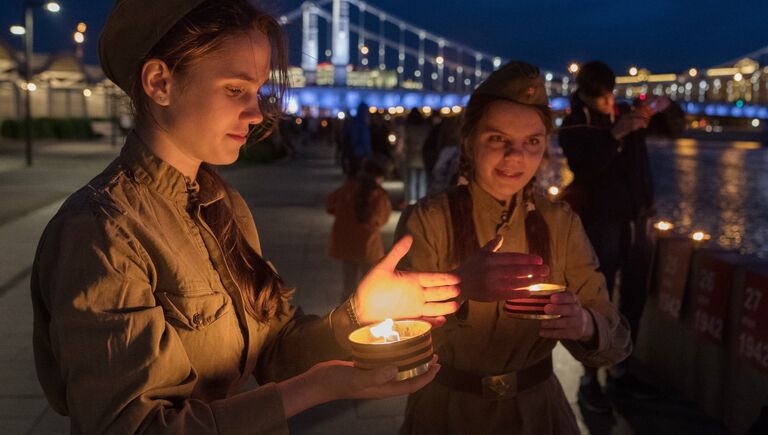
348,319,433,381
504,284,567,319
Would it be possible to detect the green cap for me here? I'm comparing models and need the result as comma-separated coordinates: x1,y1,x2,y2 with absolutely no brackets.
473,61,548,106
98,0,207,93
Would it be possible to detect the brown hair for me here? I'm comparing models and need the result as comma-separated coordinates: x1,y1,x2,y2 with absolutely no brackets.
132,0,292,322
458,91,554,267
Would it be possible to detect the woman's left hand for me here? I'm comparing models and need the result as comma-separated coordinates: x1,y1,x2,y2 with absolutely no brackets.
538,291,596,342
354,235,461,327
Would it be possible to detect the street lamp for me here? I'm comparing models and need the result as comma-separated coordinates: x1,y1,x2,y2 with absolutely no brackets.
16,1,61,166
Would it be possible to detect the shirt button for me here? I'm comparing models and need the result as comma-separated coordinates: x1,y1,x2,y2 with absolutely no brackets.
192,313,203,325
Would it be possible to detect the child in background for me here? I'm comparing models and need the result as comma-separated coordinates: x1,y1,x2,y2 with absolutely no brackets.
328,155,393,302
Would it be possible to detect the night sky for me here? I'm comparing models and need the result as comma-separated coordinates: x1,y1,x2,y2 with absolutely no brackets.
1,0,767,75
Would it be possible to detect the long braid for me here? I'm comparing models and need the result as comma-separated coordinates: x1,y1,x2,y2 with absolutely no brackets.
523,178,552,270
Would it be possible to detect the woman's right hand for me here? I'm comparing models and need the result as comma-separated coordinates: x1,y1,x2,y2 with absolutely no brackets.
459,236,549,302
277,356,440,417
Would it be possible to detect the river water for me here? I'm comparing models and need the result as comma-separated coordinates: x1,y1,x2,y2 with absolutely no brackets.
547,138,768,260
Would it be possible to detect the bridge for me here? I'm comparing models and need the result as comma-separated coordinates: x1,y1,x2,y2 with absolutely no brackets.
278,0,768,122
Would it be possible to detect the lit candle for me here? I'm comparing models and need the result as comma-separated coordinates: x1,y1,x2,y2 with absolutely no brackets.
691,231,711,242
504,283,566,319
349,319,433,380
654,220,675,231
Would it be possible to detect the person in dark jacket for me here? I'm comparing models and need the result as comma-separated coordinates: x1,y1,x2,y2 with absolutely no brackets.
558,61,666,413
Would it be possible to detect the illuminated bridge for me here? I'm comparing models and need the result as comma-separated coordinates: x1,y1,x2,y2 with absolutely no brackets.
278,0,768,122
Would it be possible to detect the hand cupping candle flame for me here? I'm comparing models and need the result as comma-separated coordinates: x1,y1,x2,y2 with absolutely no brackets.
353,235,461,327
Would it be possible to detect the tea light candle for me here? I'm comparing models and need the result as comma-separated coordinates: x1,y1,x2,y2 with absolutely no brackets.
348,319,433,381
504,283,567,319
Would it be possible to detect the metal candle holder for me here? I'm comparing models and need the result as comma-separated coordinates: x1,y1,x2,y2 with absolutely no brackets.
504,283,567,319
348,319,433,381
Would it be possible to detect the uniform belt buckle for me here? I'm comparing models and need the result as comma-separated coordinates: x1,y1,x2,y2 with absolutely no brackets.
481,372,518,400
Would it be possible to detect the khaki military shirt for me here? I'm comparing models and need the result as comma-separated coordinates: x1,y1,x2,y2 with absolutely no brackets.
397,182,632,434
32,133,354,435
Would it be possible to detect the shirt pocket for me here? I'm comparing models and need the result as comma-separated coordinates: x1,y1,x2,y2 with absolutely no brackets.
156,290,231,331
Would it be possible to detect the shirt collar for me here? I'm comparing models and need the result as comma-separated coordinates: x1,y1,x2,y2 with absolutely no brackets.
120,131,225,206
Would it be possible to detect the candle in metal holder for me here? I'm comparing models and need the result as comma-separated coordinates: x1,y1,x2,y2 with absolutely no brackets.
348,319,433,381
504,283,567,319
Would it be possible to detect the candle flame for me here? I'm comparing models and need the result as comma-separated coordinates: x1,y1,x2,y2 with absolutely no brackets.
691,231,711,241
654,221,674,231
369,318,401,343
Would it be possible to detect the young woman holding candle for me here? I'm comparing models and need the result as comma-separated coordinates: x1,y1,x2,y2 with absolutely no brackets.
30,1,462,433
396,61,632,434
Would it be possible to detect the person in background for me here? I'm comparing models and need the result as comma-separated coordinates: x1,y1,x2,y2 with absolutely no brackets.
427,115,463,196
404,108,431,204
341,102,373,176
328,156,393,303
396,61,631,434
31,1,461,433
558,60,665,413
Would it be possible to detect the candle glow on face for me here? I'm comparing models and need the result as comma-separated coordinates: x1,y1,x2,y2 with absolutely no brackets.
369,318,401,343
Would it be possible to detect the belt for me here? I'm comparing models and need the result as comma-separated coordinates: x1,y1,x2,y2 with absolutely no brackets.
435,356,553,400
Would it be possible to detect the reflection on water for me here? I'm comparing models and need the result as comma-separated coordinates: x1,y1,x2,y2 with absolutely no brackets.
546,138,768,259
650,138,767,258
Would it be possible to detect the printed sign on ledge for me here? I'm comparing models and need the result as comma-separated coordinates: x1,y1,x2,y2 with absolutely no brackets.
736,269,768,374
654,237,693,318
692,254,734,343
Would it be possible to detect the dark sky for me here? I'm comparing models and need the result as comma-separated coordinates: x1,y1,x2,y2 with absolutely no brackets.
2,0,767,74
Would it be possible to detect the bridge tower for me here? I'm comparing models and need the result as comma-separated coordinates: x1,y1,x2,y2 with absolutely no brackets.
331,0,350,86
301,2,319,85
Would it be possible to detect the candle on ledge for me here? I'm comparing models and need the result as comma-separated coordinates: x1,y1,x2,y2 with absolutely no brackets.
348,319,433,381
504,283,567,319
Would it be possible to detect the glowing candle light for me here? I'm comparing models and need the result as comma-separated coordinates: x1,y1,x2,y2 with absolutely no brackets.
654,220,675,231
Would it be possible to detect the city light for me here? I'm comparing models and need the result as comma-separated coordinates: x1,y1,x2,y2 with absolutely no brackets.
74,31,85,44
654,221,675,231
295,118,303,125
368,106,377,113
440,107,451,115
451,105,462,113
493,57,502,68
568,63,579,74
688,68,698,77
734,73,743,82
45,2,61,13
414,70,421,78
752,118,760,128
337,112,346,120
9,25,26,35
545,72,553,81
547,186,560,197
82,88,92,97
422,106,432,115
691,231,711,242
77,22,87,33
387,133,397,144
24,83,37,92
628,66,638,76
435,56,444,65
360,45,369,55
